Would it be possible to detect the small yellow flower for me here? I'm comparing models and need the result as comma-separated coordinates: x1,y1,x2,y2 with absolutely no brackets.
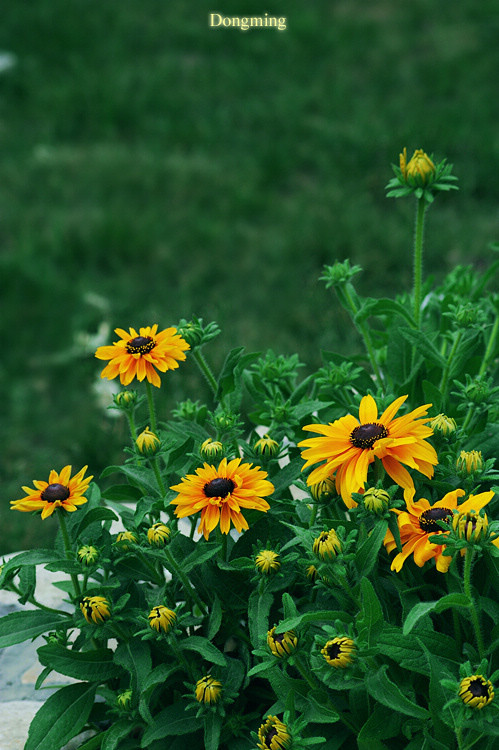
400,147,436,186
459,675,494,710
254,434,280,460
267,627,298,658
115,531,137,550
363,487,391,515
80,596,111,624
11,465,93,520
77,545,99,566
136,426,161,456
452,510,488,543
313,529,341,560
429,413,457,437
309,477,336,503
456,450,483,476
117,689,133,710
255,550,280,574
195,675,222,704
147,523,171,547
321,636,356,669
200,438,224,461
257,715,291,750
148,605,176,633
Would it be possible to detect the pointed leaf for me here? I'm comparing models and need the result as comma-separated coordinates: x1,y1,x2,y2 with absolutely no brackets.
25,682,97,750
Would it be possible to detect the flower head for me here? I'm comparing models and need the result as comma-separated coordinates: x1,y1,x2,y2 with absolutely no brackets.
148,605,176,633
147,523,171,547
77,545,99,566
363,487,391,515
136,427,161,456
400,148,436,186
195,675,222,705
115,531,137,550
257,715,291,750
429,413,457,437
95,325,189,388
459,675,494,710
299,394,437,508
384,490,495,573
80,596,110,624
313,529,341,560
200,438,224,461
309,477,336,503
452,510,488,543
170,457,273,540
11,465,93,520
321,636,356,668
267,627,298,658
254,434,280,460
255,549,280,574
456,450,483,476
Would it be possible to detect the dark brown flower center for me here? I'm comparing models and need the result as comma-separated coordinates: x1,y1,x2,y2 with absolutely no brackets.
419,507,452,533
203,477,236,498
326,642,341,659
350,423,388,449
126,336,155,354
41,483,70,503
468,678,489,698
264,728,278,748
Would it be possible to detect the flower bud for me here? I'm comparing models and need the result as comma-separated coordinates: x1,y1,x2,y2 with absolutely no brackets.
200,438,224,461
321,636,356,669
147,522,171,547
77,545,99,566
459,675,494,710
254,434,280,460
113,390,138,410
456,450,483,476
320,259,362,288
267,627,298,658
257,716,291,750
452,510,488,543
172,399,208,423
115,530,137,550
117,689,133,711
400,147,436,186
255,549,280,574
363,487,391,515
136,426,161,456
313,529,341,560
429,413,457,437
309,477,335,503
80,595,111,624
148,605,176,633
195,675,222,705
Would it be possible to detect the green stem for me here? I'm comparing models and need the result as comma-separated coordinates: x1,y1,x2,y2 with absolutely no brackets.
463,549,484,660
338,284,384,386
145,380,158,432
308,502,318,528
439,330,463,397
163,548,208,616
151,457,166,496
461,314,499,433
125,410,138,442
192,349,218,396
413,197,427,329
58,511,82,599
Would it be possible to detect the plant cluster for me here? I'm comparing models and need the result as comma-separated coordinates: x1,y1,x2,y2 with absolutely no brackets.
1,150,498,750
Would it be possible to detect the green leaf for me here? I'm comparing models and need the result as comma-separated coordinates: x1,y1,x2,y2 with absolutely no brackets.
18,564,37,605
3,549,66,573
248,590,273,648
100,464,158,494
72,507,118,539
114,640,152,694
204,712,223,750
101,719,138,750
207,595,223,640
269,456,303,496
355,520,388,577
139,663,181,724
398,327,445,368
101,484,143,503
357,702,401,749
365,665,430,719
403,593,470,635
215,347,260,401
141,703,202,745
276,609,350,633
0,610,70,648
25,682,97,750
356,578,384,646
37,643,124,681
180,636,227,666
182,542,222,574
282,592,298,620
355,297,416,329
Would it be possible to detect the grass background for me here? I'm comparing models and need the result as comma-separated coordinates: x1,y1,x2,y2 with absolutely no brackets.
1,0,498,554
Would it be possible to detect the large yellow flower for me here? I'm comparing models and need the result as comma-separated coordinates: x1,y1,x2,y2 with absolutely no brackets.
299,394,437,508
384,489,495,573
95,324,189,388
170,457,273,539
11,465,93,520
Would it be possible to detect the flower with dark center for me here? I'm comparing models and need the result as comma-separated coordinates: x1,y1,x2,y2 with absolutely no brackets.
195,675,222,704
384,489,495,572
95,324,189,388
257,716,291,750
170,457,273,540
459,675,494,710
313,528,341,560
80,596,110,624
267,627,298,658
148,605,176,633
321,636,357,668
299,394,437,508
453,510,488,543
11,465,93,520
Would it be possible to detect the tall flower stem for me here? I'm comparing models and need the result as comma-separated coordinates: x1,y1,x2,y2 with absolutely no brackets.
145,380,158,433
335,284,384,386
163,548,208,616
463,549,484,660
125,411,138,442
192,349,218,396
439,330,463,397
413,197,427,329
57,510,81,599
151,458,166,496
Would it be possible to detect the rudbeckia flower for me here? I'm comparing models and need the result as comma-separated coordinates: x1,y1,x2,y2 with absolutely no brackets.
321,636,356,668
255,549,281,574
267,627,298,658
299,394,437,508
148,605,176,633
170,457,273,540
195,675,223,705
10,465,93,520
384,489,495,573
80,595,111,624
257,716,291,750
459,675,494,710
95,324,189,388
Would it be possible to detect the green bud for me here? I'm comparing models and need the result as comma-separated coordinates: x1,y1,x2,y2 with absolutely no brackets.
136,426,161,456
200,438,224,461
363,487,391,515
320,259,362,289
77,545,99,566
254,434,279,459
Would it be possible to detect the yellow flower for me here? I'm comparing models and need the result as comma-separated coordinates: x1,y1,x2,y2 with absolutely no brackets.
313,529,341,560
95,324,189,388
456,450,483,475
170,457,273,540
148,605,176,633
255,550,280,574
400,147,436,186
115,531,137,550
80,596,110,624
11,465,93,520
195,675,222,704
428,413,457,437
459,675,494,710
321,636,356,668
136,427,161,456
77,545,99,566
384,490,495,573
299,394,437,508
267,627,298,658
453,510,488,543
147,523,171,547
257,716,291,750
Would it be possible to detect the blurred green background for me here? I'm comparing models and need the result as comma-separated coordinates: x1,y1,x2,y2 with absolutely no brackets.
1,0,498,554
